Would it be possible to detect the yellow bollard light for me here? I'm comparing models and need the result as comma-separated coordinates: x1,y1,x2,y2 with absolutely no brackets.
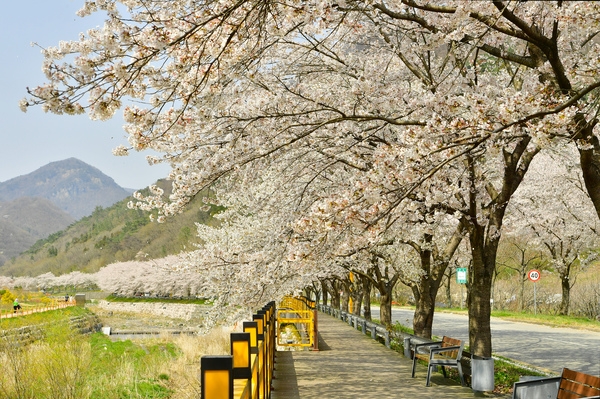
200,355,233,399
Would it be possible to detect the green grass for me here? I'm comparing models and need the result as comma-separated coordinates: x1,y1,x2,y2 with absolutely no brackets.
489,310,600,332
438,356,548,395
105,294,208,305
88,333,176,399
388,312,552,395
0,307,180,399
0,305,89,329
491,355,548,394
424,306,600,332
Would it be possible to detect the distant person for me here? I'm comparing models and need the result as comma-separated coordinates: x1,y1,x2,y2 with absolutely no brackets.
65,294,69,302
13,298,21,313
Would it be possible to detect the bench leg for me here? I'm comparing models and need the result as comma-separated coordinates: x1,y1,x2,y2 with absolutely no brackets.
457,363,465,387
426,364,433,387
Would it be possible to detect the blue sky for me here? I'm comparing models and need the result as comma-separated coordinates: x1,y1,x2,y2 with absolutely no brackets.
0,1,171,189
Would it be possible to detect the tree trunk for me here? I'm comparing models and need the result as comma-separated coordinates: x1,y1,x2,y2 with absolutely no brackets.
361,258,400,328
348,272,363,315
371,269,398,328
467,224,496,358
351,289,362,315
412,275,446,339
304,286,318,303
379,290,393,327
330,281,341,309
559,274,571,315
445,269,453,308
519,271,526,312
313,283,321,305
412,283,436,339
576,117,600,219
463,138,535,357
362,275,372,321
321,280,329,307
410,230,460,339
411,241,445,339
341,287,350,312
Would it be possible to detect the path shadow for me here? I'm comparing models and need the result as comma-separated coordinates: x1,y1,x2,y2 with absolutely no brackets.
315,331,331,351
272,351,300,398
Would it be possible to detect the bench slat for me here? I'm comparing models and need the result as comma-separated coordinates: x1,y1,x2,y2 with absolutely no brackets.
559,379,600,397
557,369,600,399
558,392,588,399
562,369,600,389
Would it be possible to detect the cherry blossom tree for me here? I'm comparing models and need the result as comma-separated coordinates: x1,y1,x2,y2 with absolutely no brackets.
497,239,543,312
505,148,600,315
94,255,206,298
22,1,600,356
399,217,466,339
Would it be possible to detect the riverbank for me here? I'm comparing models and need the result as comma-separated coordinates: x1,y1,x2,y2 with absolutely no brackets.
89,300,211,334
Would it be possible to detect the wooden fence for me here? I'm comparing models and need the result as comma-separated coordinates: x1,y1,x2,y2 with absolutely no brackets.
0,300,76,319
201,301,277,399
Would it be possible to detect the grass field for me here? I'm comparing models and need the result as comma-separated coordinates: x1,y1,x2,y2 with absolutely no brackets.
432,307,600,332
0,305,229,399
3,293,597,397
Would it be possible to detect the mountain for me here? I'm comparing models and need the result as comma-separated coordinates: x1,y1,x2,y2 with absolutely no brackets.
0,158,133,267
0,197,75,265
0,158,131,219
0,180,219,277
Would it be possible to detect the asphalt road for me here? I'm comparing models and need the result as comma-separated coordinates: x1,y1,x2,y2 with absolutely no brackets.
371,307,600,377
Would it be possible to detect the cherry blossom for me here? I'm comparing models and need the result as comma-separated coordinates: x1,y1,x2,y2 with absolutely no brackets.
22,0,600,356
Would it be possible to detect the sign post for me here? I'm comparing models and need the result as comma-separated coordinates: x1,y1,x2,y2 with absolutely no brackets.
528,269,541,315
456,268,467,309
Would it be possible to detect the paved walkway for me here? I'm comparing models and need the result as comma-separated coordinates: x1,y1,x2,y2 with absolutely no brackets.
272,312,507,398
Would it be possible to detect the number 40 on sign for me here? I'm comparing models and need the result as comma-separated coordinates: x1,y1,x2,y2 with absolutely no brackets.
528,269,541,282
528,269,541,315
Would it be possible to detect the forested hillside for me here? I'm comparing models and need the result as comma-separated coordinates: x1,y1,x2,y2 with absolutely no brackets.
0,180,218,277
0,197,75,265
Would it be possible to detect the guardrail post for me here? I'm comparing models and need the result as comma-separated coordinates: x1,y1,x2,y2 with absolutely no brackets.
231,332,252,383
361,320,367,335
243,321,260,398
254,312,267,399
201,355,233,399
370,324,377,340
264,303,275,397
384,331,390,348
312,307,319,351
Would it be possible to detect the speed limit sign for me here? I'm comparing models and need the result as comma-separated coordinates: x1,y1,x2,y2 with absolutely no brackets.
528,269,541,282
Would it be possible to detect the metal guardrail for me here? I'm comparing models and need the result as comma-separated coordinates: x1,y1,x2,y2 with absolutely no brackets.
199,297,320,398
277,296,318,350
201,301,277,399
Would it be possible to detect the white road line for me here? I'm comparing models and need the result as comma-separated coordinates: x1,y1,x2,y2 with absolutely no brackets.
542,336,591,347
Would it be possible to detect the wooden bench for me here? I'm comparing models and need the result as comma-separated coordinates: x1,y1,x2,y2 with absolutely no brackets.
410,335,465,387
512,368,600,399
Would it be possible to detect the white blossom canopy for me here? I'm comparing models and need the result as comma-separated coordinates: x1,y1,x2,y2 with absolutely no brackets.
21,1,600,319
